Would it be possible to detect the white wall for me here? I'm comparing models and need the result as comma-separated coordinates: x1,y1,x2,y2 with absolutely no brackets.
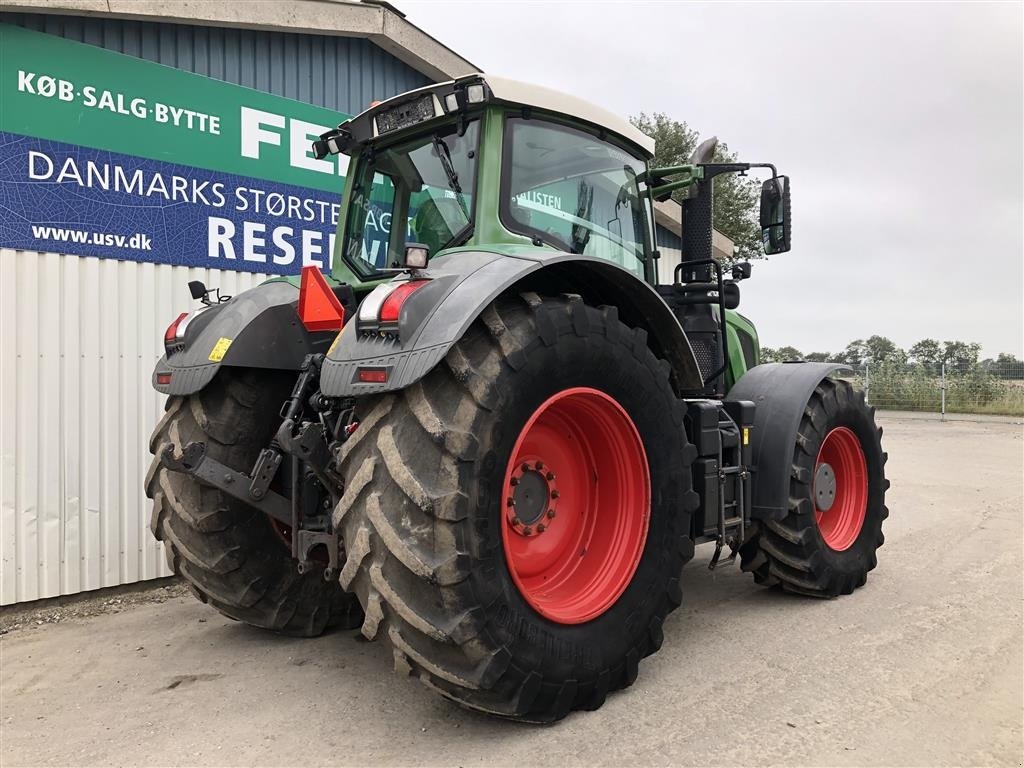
0,249,271,605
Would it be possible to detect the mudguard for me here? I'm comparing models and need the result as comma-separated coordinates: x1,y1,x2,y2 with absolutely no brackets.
318,247,704,397
726,362,853,520
152,279,347,396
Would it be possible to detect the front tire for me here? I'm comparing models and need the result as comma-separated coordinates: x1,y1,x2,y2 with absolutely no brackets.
146,369,362,636
739,378,889,596
334,295,697,721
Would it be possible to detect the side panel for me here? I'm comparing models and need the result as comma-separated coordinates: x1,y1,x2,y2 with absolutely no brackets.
726,362,852,520
319,249,704,397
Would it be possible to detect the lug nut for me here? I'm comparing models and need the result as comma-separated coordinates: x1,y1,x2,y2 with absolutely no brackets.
537,523,546,533
523,526,532,536
550,490,560,499
547,509,556,519
510,477,519,486
535,461,544,470
511,516,521,526
546,472,555,481
521,462,530,472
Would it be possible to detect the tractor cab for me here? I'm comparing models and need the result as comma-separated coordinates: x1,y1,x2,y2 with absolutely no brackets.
314,73,791,394
316,74,661,282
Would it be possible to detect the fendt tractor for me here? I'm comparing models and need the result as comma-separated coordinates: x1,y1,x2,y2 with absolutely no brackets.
148,74,888,722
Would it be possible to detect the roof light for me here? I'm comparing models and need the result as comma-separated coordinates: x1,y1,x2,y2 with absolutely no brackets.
444,93,458,112
379,280,428,324
466,83,485,103
298,266,346,332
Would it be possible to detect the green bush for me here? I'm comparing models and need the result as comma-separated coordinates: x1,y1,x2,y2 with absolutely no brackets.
851,364,1024,416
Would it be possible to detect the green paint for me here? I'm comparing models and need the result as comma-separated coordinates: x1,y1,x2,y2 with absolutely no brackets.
0,23,350,192
467,107,537,250
724,309,760,389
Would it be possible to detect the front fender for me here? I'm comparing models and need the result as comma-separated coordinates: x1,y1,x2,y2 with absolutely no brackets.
726,362,853,520
153,279,341,396
319,248,703,397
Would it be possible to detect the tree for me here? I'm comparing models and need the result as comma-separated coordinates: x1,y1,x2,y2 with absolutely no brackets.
942,341,981,371
761,345,803,362
864,335,906,365
908,339,943,372
838,339,869,366
630,112,761,264
804,351,833,362
986,352,1024,379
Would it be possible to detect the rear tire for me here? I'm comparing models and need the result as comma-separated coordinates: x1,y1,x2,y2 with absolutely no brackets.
146,369,362,636
739,378,889,596
333,294,697,721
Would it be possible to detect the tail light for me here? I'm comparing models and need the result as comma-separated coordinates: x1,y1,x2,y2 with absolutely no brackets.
379,281,428,323
358,279,429,329
164,312,189,347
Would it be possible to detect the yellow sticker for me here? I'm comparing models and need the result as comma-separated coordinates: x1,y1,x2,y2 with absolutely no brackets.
209,337,233,362
743,427,750,446
327,332,342,356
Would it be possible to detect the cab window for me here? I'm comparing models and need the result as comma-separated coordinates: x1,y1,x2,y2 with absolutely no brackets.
501,118,649,277
342,121,479,275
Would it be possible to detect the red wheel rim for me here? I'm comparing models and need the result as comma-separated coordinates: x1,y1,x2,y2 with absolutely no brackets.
501,387,650,624
814,426,868,551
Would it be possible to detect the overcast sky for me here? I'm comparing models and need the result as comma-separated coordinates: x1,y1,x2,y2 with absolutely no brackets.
404,1,1023,358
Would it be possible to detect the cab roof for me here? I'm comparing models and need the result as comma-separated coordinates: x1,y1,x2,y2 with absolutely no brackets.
347,73,656,158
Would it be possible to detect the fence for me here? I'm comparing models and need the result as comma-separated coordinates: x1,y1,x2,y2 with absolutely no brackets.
845,361,1024,418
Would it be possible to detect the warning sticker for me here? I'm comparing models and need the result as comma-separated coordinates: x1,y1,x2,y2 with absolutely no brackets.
209,337,232,362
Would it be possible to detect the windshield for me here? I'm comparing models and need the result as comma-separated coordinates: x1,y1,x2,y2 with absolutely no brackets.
501,118,650,278
341,120,479,275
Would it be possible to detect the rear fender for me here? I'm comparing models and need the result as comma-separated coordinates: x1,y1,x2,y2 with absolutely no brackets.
153,279,349,396
319,248,704,397
726,362,853,520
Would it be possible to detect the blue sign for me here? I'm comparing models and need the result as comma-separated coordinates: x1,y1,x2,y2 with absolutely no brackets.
0,131,347,274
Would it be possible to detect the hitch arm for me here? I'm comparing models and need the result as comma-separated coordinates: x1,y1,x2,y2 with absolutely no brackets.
159,442,292,526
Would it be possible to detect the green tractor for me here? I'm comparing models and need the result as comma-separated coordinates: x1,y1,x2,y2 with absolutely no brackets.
148,74,888,722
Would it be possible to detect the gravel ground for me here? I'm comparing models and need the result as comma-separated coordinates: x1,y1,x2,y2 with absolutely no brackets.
2,414,1021,767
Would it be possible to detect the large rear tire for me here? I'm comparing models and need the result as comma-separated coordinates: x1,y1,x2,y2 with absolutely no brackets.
333,294,697,721
146,369,362,636
739,377,889,596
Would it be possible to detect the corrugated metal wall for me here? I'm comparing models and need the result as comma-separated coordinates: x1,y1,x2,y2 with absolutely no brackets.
3,13,431,115
0,15,435,604
0,251,271,605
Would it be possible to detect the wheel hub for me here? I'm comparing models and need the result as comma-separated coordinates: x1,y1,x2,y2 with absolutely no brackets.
814,462,836,512
508,463,557,534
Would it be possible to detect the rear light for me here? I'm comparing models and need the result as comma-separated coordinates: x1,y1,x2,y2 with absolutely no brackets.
379,280,428,324
164,312,188,343
357,368,388,384
357,279,430,330
156,372,172,385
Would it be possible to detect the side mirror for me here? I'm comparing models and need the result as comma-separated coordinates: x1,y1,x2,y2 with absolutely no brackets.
188,280,207,301
722,281,741,310
759,176,791,254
